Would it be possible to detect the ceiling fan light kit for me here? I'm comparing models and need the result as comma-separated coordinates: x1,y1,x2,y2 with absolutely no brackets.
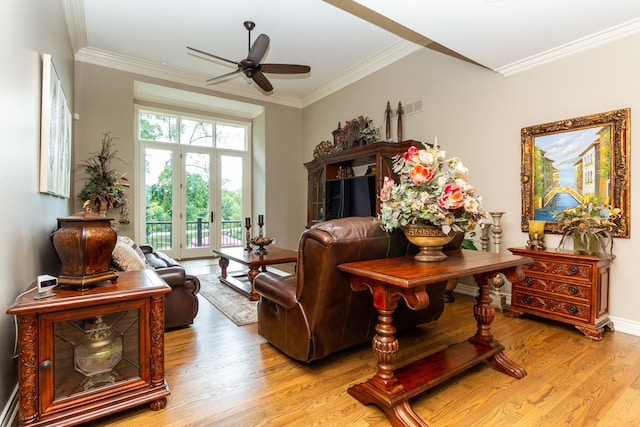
187,21,310,93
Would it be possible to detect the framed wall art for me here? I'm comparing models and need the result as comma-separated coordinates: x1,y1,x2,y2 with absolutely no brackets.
520,108,630,238
39,53,72,198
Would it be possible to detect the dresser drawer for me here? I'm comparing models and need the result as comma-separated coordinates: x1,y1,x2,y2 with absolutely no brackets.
522,259,592,282
516,276,591,301
512,291,590,322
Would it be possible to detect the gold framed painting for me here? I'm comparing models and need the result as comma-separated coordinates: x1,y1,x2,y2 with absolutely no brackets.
520,108,630,238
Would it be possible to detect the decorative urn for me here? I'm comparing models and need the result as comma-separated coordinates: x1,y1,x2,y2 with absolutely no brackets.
52,211,118,290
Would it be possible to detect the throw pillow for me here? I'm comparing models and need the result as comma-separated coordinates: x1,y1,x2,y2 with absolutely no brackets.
117,235,149,266
112,242,147,271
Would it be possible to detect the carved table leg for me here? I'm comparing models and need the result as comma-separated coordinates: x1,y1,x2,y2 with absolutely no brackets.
348,299,428,427
247,267,260,301
471,272,527,379
218,257,229,280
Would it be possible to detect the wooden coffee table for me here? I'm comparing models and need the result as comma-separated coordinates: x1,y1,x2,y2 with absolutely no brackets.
212,246,297,301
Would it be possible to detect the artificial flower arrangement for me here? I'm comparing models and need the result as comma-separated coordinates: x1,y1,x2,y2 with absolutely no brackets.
553,194,619,255
378,141,485,234
77,132,130,224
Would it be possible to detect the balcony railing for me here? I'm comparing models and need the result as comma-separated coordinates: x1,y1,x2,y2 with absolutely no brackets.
145,219,243,250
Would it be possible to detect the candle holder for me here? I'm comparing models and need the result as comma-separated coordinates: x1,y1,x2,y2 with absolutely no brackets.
527,220,546,250
250,215,273,255
489,212,505,253
244,221,252,251
480,223,492,252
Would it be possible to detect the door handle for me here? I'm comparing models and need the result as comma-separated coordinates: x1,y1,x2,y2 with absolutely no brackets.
210,212,214,223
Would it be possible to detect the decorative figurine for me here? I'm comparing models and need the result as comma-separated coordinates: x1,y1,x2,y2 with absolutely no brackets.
385,101,392,141
397,101,404,142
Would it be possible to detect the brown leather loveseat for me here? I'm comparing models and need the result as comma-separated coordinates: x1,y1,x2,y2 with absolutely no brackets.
140,245,201,329
254,216,448,362
111,236,200,329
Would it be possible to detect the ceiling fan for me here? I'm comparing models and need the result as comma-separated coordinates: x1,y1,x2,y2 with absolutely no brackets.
187,21,311,93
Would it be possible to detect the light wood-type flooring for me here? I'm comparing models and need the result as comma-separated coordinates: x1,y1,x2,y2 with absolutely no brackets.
84,258,640,427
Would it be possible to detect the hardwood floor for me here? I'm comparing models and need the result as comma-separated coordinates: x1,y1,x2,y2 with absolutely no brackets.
84,259,640,426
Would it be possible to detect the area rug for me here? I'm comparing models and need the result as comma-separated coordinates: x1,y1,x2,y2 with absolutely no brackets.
197,269,288,326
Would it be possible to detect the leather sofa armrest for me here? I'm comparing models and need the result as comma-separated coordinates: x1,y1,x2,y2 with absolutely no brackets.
184,274,201,295
154,266,186,288
254,272,298,309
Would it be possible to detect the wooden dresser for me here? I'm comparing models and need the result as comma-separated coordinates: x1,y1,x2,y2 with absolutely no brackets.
506,247,613,340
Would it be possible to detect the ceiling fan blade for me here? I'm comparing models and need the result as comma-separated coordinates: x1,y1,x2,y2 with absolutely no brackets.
246,34,270,64
251,70,273,92
206,69,241,84
187,46,239,66
261,64,311,74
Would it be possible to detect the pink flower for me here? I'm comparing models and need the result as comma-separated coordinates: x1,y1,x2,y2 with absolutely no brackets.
403,146,419,162
379,176,395,201
409,164,435,184
438,184,465,210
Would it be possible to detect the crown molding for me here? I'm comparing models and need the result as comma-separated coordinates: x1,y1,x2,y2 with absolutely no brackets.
65,0,419,110
496,18,640,76
75,47,305,108
301,40,422,107
61,0,87,53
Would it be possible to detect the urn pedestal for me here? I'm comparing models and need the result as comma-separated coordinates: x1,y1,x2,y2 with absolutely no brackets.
52,211,118,290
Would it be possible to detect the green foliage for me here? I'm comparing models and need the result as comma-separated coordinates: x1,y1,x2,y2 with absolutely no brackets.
461,238,478,250
146,161,242,222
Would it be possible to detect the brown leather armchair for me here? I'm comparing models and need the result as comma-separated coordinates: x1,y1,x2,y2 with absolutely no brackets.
254,216,447,362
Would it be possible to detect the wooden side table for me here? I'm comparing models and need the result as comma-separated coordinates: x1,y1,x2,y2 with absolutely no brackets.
507,247,614,340
338,250,531,427
7,269,171,426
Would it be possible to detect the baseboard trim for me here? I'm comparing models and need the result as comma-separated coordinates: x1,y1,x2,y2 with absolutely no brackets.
1,384,18,427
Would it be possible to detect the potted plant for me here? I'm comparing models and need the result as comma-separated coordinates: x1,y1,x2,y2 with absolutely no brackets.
553,195,619,255
378,141,485,261
77,132,130,224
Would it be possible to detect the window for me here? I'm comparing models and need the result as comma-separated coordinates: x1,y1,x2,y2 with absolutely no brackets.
136,107,250,259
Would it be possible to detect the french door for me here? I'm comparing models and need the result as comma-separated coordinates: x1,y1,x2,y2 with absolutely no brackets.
137,108,250,259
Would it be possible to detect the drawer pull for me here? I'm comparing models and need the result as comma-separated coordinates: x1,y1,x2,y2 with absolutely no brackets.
523,295,532,304
524,262,533,269
568,305,578,314
568,266,579,275
569,286,579,294
524,278,533,286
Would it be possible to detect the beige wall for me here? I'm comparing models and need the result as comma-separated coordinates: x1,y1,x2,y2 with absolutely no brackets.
1,0,74,415
302,33,640,326
74,63,307,251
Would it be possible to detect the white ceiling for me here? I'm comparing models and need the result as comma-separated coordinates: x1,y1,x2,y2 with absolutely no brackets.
65,0,640,108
